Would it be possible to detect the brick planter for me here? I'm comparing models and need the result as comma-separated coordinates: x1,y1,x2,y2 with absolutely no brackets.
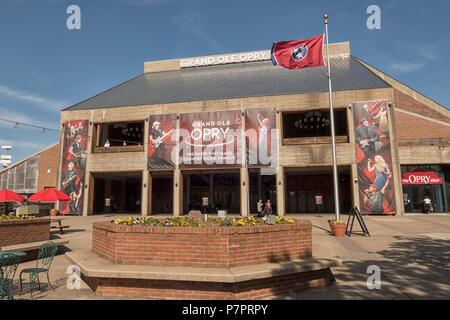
0,217,50,246
92,219,312,268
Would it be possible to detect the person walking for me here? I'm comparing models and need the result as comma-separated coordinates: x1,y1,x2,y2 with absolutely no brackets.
422,196,433,214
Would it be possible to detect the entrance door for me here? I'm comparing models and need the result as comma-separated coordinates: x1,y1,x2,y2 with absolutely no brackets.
151,172,173,214
403,184,445,213
183,171,240,214
285,166,351,214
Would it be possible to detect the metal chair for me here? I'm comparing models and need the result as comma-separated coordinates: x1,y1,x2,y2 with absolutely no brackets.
0,252,20,300
19,241,57,298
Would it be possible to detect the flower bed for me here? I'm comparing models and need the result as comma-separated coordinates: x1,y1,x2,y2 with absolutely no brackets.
93,216,311,268
112,215,294,228
0,216,50,246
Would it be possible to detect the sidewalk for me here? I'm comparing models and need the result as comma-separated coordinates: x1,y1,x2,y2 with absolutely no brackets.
9,213,450,300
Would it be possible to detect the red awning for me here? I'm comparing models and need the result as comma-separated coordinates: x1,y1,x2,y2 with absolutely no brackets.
0,189,26,202
28,188,70,203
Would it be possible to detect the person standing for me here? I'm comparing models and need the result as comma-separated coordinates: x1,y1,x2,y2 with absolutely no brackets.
264,199,273,216
105,197,111,216
256,199,264,217
355,118,380,161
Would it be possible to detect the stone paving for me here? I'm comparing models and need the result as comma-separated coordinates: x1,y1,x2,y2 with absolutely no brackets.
7,213,450,300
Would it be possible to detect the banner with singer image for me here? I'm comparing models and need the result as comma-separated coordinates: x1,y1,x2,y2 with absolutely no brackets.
148,114,177,169
60,120,89,215
353,100,396,215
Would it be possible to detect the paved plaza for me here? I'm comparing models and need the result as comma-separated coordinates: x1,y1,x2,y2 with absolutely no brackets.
8,213,450,300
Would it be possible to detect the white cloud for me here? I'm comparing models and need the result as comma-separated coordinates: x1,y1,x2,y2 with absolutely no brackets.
0,85,70,112
171,12,221,51
390,62,424,74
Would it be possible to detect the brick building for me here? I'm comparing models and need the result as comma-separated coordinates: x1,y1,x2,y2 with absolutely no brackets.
57,42,450,216
0,143,59,197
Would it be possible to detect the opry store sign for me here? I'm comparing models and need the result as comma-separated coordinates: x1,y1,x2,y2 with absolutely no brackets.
180,50,270,68
402,171,443,185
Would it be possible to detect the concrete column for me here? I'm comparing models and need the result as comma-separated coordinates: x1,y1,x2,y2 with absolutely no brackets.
240,167,249,217
388,102,405,216
148,172,153,214
173,169,182,216
347,105,360,209
275,109,285,216
82,111,94,216
276,166,285,216
141,170,148,216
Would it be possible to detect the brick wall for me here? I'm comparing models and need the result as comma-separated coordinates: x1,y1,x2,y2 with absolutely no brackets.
0,217,50,246
394,90,450,140
92,220,312,268
82,268,333,300
37,143,59,192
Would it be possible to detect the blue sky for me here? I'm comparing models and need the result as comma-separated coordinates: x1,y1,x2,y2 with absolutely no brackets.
0,0,449,163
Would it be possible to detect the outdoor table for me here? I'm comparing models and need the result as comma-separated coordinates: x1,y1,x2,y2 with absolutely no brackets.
50,217,70,234
0,251,26,258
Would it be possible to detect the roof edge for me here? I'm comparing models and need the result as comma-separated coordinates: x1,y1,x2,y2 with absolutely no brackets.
354,56,450,118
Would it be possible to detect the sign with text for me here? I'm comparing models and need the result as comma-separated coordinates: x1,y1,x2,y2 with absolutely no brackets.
179,110,242,168
402,171,443,185
180,51,270,68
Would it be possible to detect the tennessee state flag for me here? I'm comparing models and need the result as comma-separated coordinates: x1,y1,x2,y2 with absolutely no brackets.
271,34,325,70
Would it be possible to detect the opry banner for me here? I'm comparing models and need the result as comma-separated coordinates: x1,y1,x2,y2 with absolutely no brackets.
402,170,443,185
148,114,177,169
60,120,89,215
353,100,396,215
179,110,242,168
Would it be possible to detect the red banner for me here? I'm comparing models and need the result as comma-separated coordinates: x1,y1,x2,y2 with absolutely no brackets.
148,114,177,169
402,171,443,185
60,120,89,215
179,110,242,168
353,101,396,215
245,108,277,167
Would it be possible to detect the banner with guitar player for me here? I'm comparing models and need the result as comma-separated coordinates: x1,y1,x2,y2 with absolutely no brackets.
60,120,89,215
353,100,396,215
179,110,242,168
148,114,177,169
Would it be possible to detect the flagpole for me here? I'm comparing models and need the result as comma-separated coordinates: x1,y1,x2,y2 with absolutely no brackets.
324,14,341,221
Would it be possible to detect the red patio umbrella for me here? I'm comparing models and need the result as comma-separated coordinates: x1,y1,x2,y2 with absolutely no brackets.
28,188,70,203
0,189,26,202
0,189,26,215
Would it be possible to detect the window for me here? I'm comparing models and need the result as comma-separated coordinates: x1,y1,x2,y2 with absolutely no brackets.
94,121,145,152
282,109,348,144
